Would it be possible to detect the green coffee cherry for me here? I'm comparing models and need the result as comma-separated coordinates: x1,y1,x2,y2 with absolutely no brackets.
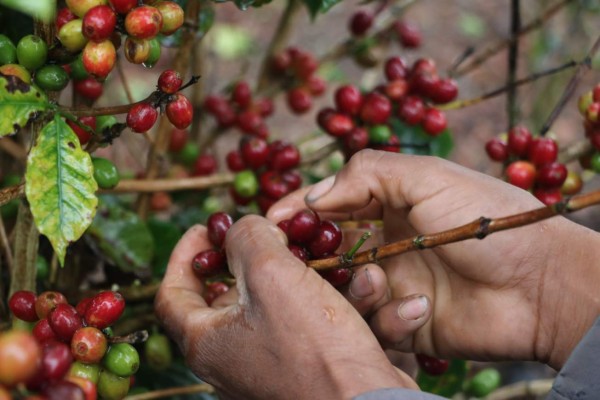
465,368,501,398
234,170,258,198
68,361,101,384
591,152,600,173
0,35,17,66
368,125,392,144
96,115,118,134
97,369,130,400
179,142,200,166
34,64,69,91
144,333,172,370
70,54,89,80
103,343,140,377
92,157,120,189
143,38,161,69
36,255,49,280
16,35,47,71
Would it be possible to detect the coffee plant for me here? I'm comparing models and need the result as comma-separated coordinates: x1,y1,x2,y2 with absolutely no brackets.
0,0,599,398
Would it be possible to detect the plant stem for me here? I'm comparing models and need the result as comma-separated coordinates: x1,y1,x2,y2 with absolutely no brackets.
437,61,577,111
123,384,215,400
0,139,27,164
539,34,600,136
108,173,235,193
0,217,13,275
9,203,39,296
108,330,149,344
506,0,520,129
306,188,600,270
450,0,573,78
256,0,301,93
342,231,372,264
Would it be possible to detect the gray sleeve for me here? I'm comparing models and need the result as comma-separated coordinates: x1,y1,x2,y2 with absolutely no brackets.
353,388,446,400
546,317,600,399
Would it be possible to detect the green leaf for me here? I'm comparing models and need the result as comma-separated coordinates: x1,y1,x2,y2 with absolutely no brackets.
0,0,55,23
136,360,217,400
390,117,454,158
0,73,49,137
88,196,154,274
148,218,182,277
417,359,468,397
25,115,98,265
302,0,343,17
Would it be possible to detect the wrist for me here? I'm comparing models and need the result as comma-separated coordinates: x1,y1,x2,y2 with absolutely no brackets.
536,218,600,369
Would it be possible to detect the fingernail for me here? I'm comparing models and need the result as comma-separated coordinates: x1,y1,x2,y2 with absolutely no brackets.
305,176,335,204
398,295,428,321
349,268,374,299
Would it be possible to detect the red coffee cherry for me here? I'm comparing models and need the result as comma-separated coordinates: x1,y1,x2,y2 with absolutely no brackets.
203,282,230,306
384,56,408,81
394,20,421,48
40,340,73,382
125,5,163,39
168,128,188,152
534,188,562,206
35,291,68,320
127,102,158,133
416,354,449,376
44,380,85,400
422,108,447,136
231,80,252,109
9,291,38,322
71,327,108,364
207,212,233,248
287,210,320,244
398,96,425,125
281,170,302,191
157,69,182,94
528,137,558,166
33,318,59,344
236,110,263,135
155,1,185,35
0,330,42,387
291,51,318,80
349,10,373,36
429,79,458,104
192,249,226,279
74,77,103,101
82,5,116,42
192,154,217,177
385,79,409,101
507,125,532,157
335,85,363,116
360,92,392,124
485,138,509,162
84,291,125,329
48,304,83,342
226,150,246,172
321,267,353,287
268,143,300,172
240,136,269,170
506,160,536,190
82,40,116,79
537,162,567,189
344,127,369,156
288,244,309,262
287,87,312,114
166,93,193,129
323,112,354,138
308,220,342,258
67,116,96,146
56,7,76,31
306,75,326,96
259,171,291,200
108,0,137,14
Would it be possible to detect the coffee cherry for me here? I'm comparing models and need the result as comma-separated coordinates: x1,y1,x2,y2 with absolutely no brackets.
288,244,309,262
145,333,172,371
123,37,150,64
125,5,163,39
409,71,439,98
82,5,116,41
168,128,187,152
256,194,277,214
349,10,373,36
64,376,96,400
360,92,391,124
203,282,231,306
422,108,447,136
233,170,259,198
9,291,38,322
528,137,558,166
41,340,74,381
344,127,369,156
33,318,59,344
254,97,274,117
66,0,107,18
385,79,409,101
56,7,77,31
230,80,252,109
236,110,263,135
16,35,47,71
287,87,312,114
586,102,600,124
259,171,290,200
429,79,458,104
108,0,137,14
207,212,233,248
157,69,182,94
291,51,317,80
306,75,326,96
82,40,116,79
70,327,107,364
416,354,449,376
287,210,320,244
84,291,125,329
58,20,88,53
371,134,401,153
103,343,139,377
464,368,501,398
368,125,392,143
268,143,300,171
308,220,342,258
156,1,185,35
507,125,532,157
48,304,83,342
68,361,100,384
411,57,437,76
97,369,130,400
485,138,508,162
166,93,193,129
322,112,354,138
537,162,567,189
384,56,408,81
562,171,583,195
394,20,421,48
35,291,68,320
192,249,226,278
240,136,269,170
226,150,246,172
0,63,31,83
127,102,158,133
534,188,562,205
34,64,70,92
506,160,536,190
92,157,120,189
192,154,217,177
0,330,41,386
74,77,103,101
335,85,363,115
67,116,96,145
321,268,352,287
150,191,172,211
398,96,425,125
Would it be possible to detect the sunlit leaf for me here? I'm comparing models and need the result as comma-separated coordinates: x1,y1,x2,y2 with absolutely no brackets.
0,0,55,23
0,73,49,137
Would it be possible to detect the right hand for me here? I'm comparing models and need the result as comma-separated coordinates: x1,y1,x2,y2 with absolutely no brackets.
269,149,600,369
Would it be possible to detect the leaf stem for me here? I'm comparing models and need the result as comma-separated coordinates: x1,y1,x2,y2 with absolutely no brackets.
341,231,372,265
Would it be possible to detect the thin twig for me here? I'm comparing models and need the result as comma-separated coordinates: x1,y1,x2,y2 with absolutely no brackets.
0,184,25,207
507,0,520,129
108,173,235,193
109,330,149,344
539,34,600,136
307,188,600,270
486,379,553,400
450,0,573,77
123,384,215,400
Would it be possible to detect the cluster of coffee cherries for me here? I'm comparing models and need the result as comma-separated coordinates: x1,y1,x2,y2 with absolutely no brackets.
416,354,449,376
1,290,138,400
270,47,326,114
203,80,275,135
317,56,457,159
485,126,580,205
57,0,184,80
578,83,600,174
228,137,302,214
166,128,219,178
126,69,193,134
349,9,421,50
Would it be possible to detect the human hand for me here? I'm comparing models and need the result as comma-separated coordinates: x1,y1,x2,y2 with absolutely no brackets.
155,215,417,400
268,149,600,369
